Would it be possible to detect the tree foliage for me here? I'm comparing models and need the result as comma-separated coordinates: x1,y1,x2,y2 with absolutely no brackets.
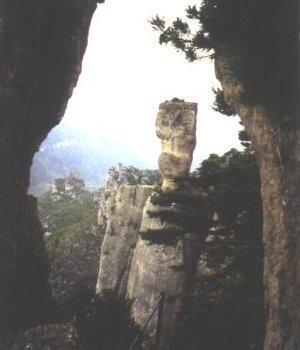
151,1,296,116
192,148,261,242
212,88,236,116
147,149,264,349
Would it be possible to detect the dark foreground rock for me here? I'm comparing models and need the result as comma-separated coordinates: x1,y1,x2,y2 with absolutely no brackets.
11,324,80,350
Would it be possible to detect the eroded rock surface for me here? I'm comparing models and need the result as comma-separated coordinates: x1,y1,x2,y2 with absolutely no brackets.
124,100,199,347
96,185,155,297
0,0,101,337
127,197,189,347
106,163,160,188
156,99,197,190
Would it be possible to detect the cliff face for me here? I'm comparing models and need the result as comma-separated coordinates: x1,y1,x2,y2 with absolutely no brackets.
96,185,155,297
126,100,198,347
96,164,160,296
0,0,101,337
95,101,265,349
215,53,300,349
96,100,199,348
126,197,190,347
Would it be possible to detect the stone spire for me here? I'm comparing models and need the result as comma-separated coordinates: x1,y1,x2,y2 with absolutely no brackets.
156,98,198,190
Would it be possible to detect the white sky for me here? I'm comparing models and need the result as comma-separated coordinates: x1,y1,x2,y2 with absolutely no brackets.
62,0,243,169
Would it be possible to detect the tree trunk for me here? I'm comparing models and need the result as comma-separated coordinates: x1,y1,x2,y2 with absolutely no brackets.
215,55,300,349
0,0,99,338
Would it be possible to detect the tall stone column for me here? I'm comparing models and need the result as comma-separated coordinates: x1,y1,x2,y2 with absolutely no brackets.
156,98,198,190
127,99,198,348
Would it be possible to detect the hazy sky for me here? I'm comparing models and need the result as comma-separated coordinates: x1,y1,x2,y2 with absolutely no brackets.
61,0,243,168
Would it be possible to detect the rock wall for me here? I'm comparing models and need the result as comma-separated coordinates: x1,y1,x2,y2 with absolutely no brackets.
105,163,160,188
0,0,101,338
126,197,196,348
126,99,198,346
96,185,155,297
96,100,199,348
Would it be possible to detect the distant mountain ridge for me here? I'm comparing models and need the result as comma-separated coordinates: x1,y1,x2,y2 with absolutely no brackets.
29,124,145,195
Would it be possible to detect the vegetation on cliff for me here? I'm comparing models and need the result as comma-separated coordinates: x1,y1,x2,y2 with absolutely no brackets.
150,0,295,115
38,186,102,303
151,5,299,346
147,148,261,243
143,148,264,349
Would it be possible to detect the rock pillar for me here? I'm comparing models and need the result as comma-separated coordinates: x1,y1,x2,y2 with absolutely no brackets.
127,99,198,348
156,98,198,190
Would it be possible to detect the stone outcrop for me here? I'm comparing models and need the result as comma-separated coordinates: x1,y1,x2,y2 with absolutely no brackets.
95,100,265,348
48,173,85,201
96,185,155,297
156,98,197,190
95,100,199,348
0,0,102,338
215,52,300,349
125,99,198,347
106,163,160,188
96,164,160,297
126,198,192,347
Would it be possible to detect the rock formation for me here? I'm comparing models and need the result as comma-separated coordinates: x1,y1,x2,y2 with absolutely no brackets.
96,185,155,297
96,165,160,297
126,197,190,347
48,173,85,201
0,0,102,338
124,99,198,347
105,163,160,188
96,100,199,348
156,98,197,190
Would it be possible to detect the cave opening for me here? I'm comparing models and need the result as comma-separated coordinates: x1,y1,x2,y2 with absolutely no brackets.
28,0,244,304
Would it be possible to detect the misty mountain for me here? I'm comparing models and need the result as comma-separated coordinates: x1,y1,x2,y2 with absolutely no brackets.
29,124,144,195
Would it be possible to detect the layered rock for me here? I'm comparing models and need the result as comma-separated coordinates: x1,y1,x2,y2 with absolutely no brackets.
156,98,197,190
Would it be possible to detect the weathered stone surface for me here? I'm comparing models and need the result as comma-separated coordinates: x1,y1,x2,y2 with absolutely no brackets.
156,99,197,190
215,53,300,350
0,0,100,337
105,163,160,188
127,197,188,348
96,185,155,297
11,324,80,350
